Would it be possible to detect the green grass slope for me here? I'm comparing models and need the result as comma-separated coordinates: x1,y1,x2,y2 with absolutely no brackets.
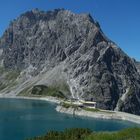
26,127,140,140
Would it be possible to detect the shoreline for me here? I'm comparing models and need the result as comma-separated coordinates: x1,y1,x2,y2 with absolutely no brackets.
0,95,62,104
0,95,140,125
56,105,140,125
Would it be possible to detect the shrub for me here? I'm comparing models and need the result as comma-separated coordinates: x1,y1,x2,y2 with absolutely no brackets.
26,128,140,140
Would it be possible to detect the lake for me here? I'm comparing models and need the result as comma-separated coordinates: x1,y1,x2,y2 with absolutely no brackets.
0,98,139,140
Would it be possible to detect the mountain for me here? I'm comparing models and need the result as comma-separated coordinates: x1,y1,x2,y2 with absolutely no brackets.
0,9,140,115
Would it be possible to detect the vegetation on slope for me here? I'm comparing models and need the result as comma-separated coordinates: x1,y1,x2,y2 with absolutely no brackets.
83,107,100,112
26,128,140,140
61,102,79,109
31,85,65,98
0,66,5,74
0,66,20,91
26,128,92,140
18,87,32,96
18,83,70,99
0,66,20,80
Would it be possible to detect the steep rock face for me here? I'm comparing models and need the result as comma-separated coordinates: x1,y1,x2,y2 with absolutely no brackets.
0,9,140,115
134,59,140,74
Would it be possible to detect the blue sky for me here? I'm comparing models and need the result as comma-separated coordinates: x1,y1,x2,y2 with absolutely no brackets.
0,0,140,60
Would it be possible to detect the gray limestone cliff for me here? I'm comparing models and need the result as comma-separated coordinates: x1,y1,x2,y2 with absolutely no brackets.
133,59,140,74
0,9,140,115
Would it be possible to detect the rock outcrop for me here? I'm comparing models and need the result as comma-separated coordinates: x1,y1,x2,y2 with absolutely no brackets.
133,59,140,74
0,9,140,115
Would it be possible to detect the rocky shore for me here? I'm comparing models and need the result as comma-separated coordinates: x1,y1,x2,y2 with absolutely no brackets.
56,105,140,125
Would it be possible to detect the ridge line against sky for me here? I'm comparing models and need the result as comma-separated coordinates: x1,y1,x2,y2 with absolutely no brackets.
0,0,140,61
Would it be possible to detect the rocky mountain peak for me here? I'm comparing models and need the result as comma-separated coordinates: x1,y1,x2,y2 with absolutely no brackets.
0,9,140,115
0,9,107,70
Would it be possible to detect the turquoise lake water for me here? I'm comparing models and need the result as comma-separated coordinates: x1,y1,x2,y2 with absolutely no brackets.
0,98,139,140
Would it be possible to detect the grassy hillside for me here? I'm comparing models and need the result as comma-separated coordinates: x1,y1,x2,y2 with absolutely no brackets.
26,127,140,140
18,83,70,99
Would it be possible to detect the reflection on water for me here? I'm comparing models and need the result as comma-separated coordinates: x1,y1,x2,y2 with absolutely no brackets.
0,98,139,140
